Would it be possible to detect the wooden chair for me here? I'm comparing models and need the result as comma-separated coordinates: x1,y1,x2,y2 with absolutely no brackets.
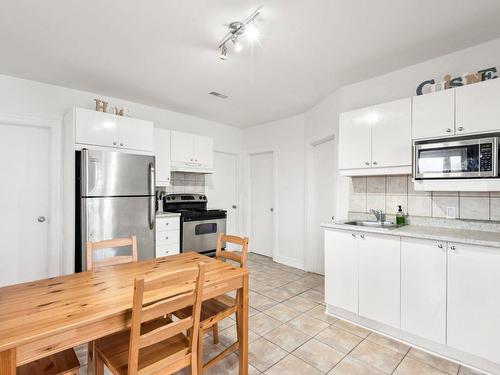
86,236,138,373
174,233,249,373
16,349,80,375
86,236,138,271
93,263,206,375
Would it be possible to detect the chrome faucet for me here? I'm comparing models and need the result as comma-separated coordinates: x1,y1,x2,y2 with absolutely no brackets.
370,209,385,222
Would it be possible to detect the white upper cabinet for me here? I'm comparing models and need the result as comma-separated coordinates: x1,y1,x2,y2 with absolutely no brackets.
75,108,118,147
339,99,411,174
371,98,411,167
401,238,447,344
412,89,455,140
118,117,154,151
456,78,500,135
358,233,400,328
74,108,153,152
171,131,214,170
194,135,214,166
447,242,500,364
339,108,372,170
324,230,358,313
171,131,195,164
154,128,171,186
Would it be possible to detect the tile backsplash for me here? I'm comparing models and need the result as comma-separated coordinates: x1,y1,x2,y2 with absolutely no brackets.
163,172,206,194
349,175,500,222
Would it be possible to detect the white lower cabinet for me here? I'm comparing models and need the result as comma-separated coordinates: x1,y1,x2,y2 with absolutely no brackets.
401,238,447,344
155,216,180,257
358,233,400,327
324,230,358,313
447,242,500,364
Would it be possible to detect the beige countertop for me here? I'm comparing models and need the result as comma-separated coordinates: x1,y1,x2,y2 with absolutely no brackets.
156,211,181,218
321,221,500,248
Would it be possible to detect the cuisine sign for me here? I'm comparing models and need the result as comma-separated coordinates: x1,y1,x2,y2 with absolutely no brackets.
416,67,498,95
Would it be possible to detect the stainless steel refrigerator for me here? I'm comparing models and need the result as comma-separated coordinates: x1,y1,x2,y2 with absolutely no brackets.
76,149,155,271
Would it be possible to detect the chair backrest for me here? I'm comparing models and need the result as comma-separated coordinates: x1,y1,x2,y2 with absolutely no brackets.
215,233,249,268
86,236,138,271
127,264,205,375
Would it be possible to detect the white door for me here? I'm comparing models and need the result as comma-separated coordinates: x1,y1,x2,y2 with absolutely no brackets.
249,152,274,257
339,108,372,170
324,230,358,313
154,128,171,186
311,139,336,274
118,117,154,151
412,89,455,140
358,233,400,327
206,152,239,248
448,242,500,364
171,131,194,164
0,123,50,286
371,98,412,167
456,78,500,135
194,135,214,166
401,238,447,344
75,108,118,147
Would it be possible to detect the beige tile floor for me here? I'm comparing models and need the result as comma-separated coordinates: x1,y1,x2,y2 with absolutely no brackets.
75,253,484,375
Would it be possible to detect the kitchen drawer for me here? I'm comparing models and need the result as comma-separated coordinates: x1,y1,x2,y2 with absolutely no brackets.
156,217,180,232
156,243,180,258
156,229,179,246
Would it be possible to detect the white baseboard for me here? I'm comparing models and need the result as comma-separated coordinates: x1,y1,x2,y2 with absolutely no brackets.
326,304,498,375
274,254,304,270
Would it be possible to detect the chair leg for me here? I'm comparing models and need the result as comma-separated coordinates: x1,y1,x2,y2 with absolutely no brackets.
212,323,219,344
197,328,205,373
190,353,198,375
95,353,105,375
87,341,95,375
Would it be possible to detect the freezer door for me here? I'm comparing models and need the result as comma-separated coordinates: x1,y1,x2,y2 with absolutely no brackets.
82,149,155,197
82,196,155,270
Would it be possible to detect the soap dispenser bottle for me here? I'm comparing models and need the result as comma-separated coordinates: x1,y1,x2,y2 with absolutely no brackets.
396,205,406,226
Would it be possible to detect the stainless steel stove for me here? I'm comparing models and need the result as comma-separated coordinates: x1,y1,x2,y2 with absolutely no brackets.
163,194,226,255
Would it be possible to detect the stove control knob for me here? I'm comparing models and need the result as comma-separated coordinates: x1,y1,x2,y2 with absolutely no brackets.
203,196,207,200
199,196,203,200
172,196,176,200
166,197,170,200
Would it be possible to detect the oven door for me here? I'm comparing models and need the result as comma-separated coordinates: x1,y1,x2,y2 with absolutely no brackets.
182,218,226,254
414,138,497,179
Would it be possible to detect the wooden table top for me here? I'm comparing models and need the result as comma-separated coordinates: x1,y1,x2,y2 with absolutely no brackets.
0,253,248,353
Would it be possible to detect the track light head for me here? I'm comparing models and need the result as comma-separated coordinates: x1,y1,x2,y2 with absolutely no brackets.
219,44,228,60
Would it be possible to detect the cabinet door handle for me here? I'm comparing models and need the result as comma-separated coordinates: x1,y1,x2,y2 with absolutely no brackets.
437,244,443,249
457,126,464,131
165,222,169,226
360,234,365,239
120,143,124,146
450,245,456,251
113,142,117,145
351,233,357,238
372,161,378,166
365,162,370,166
165,236,169,240
446,128,452,133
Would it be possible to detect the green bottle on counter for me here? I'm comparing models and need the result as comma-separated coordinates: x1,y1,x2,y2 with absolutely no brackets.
396,205,406,226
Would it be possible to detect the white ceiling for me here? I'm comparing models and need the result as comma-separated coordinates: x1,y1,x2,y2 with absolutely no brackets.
1,1,500,128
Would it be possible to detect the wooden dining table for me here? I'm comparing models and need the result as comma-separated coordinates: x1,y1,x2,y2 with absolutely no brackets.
0,253,249,375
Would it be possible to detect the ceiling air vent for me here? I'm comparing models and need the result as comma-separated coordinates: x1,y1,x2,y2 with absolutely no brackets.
209,91,228,99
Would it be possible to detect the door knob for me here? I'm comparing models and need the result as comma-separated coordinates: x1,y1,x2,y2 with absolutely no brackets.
37,216,46,223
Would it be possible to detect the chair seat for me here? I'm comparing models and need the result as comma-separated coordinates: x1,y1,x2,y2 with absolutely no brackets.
95,318,190,375
17,349,80,375
176,294,237,326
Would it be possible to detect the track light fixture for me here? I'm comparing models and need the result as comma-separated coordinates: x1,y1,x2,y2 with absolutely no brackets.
218,6,262,60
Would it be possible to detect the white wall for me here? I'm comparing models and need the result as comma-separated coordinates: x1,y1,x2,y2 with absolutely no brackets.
243,114,306,269
0,74,242,154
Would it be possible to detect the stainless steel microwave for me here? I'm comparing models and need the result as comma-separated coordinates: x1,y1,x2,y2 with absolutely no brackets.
413,136,499,179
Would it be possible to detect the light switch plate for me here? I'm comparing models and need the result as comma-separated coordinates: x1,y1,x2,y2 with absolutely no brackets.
446,206,456,219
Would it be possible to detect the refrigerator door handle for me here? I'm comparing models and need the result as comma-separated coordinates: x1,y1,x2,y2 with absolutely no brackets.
82,148,89,196
149,162,156,230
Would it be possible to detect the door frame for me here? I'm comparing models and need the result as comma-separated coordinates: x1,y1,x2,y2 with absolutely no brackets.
0,112,63,278
244,149,277,260
304,135,336,273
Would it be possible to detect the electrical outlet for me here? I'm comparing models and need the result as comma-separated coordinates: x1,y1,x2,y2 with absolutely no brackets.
446,206,456,219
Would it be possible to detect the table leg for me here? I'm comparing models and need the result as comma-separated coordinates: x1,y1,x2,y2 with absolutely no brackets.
238,274,249,375
87,341,95,375
0,348,16,375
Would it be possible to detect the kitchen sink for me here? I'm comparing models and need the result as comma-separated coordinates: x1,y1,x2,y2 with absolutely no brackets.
344,220,398,229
